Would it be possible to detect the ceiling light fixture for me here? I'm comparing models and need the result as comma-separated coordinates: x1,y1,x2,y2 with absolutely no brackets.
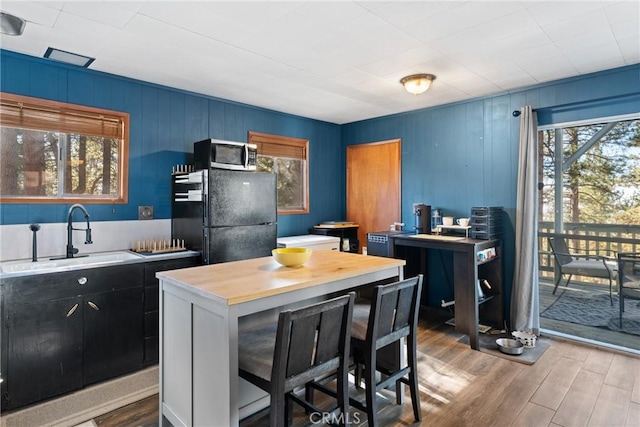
44,47,95,68
0,11,26,36
400,73,436,95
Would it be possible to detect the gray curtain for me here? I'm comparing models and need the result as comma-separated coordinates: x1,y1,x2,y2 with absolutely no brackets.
511,106,540,335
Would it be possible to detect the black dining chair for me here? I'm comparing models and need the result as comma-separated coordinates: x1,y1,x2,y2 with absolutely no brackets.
617,252,640,327
238,292,355,427
548,236,617,304
310,275,423,427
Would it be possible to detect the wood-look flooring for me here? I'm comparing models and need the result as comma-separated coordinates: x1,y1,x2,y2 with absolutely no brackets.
91,308,640,427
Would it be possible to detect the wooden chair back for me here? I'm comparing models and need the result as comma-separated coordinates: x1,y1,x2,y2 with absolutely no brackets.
273,292,355,392
366,275,423,351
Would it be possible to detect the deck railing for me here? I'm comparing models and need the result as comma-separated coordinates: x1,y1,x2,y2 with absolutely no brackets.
538,222,640,281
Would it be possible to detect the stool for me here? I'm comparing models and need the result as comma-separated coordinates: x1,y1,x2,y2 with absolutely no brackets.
238,292,355,426
350,275,423,427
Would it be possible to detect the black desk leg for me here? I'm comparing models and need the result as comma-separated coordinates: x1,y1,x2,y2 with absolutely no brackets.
453,251,479,350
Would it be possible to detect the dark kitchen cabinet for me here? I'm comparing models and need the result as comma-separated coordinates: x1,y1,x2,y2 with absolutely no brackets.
0,253,200,411
5,296,83,409
141,255,201,365
1,263,144,411
83,287,143,385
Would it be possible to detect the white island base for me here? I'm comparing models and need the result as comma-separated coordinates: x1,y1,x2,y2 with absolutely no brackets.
157,250,405,427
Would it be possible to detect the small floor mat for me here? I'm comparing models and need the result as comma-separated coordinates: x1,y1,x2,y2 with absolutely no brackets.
459,333,551,365
541,293,640,336
0,366,158,427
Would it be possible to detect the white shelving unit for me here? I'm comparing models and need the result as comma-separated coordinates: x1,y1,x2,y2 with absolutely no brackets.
435,225,471,238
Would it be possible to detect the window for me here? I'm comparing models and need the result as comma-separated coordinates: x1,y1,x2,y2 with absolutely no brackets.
538,114,640,225
248,131,308,214
538,113,640,285
0,93,129,204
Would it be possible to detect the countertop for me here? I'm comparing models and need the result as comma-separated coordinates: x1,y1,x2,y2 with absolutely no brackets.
0,249,201,278
156,250,405,306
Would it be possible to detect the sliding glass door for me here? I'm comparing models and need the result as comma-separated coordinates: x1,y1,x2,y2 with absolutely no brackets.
537,114,640,351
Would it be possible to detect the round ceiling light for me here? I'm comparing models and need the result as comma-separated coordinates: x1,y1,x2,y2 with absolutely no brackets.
0,11,26,36
400,73,436,95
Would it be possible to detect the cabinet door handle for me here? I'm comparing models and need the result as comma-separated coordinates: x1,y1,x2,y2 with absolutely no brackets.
66,303,79,317
78,277,88,285
87,301,100,311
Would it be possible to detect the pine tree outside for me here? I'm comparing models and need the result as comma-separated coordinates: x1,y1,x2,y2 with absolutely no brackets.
0,127,120,199
0,93,129,204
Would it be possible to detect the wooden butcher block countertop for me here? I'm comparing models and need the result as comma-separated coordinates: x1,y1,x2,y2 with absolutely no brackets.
156,250,405,306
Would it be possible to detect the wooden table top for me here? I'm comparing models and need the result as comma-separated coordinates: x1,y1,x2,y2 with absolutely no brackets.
156,250,405,306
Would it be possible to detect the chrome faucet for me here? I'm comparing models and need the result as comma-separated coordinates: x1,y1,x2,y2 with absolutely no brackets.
66,204,92,258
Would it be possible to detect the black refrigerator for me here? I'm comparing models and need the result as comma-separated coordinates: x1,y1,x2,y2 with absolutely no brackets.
171,169,277,264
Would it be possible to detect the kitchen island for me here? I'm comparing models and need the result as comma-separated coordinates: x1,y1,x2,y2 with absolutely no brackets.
156,250,405,427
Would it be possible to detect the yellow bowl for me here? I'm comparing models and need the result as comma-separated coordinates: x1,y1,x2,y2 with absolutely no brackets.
272,248,312,267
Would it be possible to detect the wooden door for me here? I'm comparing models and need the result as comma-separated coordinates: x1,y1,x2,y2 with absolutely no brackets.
346,139,401,252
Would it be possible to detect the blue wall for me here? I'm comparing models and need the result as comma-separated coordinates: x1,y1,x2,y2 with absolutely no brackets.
2,49,639,317
0,50,343,237
342,64,640,315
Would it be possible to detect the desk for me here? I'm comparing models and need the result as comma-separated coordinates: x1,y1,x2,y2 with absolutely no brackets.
389,234,503,350
156,250,405,427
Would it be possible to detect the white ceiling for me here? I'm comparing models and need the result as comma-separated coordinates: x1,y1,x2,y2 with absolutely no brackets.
1,1,638,124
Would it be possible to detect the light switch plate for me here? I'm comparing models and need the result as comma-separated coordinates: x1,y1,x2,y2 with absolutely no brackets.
138,206,154,220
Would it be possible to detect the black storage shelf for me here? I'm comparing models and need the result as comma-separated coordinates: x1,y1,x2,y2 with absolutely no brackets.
470,206,504,240
309,225,359,253
478,255,500,266
478,295,495,305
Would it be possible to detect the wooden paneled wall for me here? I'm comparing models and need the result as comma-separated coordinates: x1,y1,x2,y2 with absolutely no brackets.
0,50,343,238
2,48,639,311
341,64,640,319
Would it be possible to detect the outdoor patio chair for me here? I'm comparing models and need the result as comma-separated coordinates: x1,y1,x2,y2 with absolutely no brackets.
617,253,640,327
548,237,617,305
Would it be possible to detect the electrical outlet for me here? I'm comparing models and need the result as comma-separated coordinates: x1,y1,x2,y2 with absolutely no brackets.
138,206,154,220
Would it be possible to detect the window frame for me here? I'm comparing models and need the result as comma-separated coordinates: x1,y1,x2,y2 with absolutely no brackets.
0,92,129,204
537,112,640,226
248,131,309,215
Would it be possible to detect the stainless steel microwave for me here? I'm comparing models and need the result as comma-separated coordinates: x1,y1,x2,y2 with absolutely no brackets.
193,138,258,171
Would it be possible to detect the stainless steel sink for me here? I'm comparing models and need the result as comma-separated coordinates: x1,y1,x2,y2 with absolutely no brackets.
0,251,144,276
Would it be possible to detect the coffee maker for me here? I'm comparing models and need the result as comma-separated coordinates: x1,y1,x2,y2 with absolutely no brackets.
413,203,431,234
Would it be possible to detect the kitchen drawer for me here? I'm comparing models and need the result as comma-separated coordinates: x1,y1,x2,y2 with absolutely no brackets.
144,284,159,311
143,256,200,287
5,264,144,303
470,206,503,217
470,230,504,240
470,223,503,234
470,216,503,226
144,310,158,336
143,336,159,365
